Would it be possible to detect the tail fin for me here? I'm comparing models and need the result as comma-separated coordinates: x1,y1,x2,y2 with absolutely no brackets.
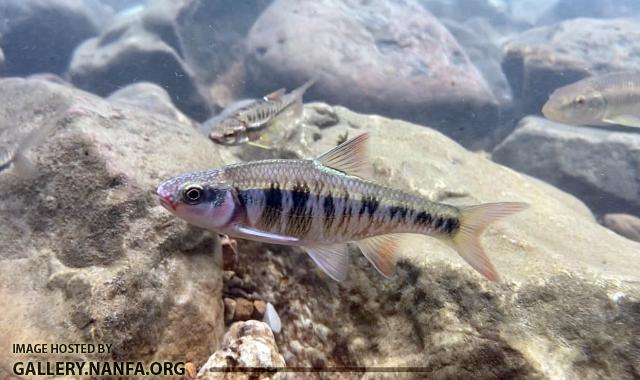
452,202,529,282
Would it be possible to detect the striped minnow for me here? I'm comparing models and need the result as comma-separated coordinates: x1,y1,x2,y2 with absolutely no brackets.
157,133,528,282
204,78,316,146
542,72,640,128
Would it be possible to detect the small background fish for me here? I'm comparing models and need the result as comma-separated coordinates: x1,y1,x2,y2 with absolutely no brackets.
542,72,640,129
201,78,316,146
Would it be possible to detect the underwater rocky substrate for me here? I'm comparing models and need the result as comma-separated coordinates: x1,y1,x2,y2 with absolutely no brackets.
0,78,639,380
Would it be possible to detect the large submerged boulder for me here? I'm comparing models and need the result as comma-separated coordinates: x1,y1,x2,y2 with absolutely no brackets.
492,116,640,216
0,0,112,76
217,103,640,378
69,7,210,121
502,18,640,118
245,0,499,147
0,78,224,370
175,0,272,86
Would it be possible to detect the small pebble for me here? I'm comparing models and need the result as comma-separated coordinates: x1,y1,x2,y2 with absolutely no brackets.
183,362,197,380
233,297,254,321
252,299,267,320
223,298,236,324
263,302,282,334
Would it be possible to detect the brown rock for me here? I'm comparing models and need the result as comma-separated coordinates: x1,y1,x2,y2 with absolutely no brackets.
223,297,236,325
252,300,267,320
233,298,254,321
246,0,498,147
0,78,224,368
220,235,238,271
603,214,640,243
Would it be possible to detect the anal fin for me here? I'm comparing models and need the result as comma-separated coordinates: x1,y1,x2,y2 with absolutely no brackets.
302,244,350,282
356,234,404,278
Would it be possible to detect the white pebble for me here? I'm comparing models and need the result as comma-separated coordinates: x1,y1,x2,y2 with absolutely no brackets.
262,302,282,334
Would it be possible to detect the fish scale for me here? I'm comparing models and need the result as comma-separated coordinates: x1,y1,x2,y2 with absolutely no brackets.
224,160,462,243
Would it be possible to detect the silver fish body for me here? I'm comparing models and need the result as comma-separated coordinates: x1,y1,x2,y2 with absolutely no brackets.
542,72,640,128
206,78,316,145
157,134,528,282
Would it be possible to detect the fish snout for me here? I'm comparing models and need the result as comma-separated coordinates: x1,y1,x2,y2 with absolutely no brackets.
156,184,176,211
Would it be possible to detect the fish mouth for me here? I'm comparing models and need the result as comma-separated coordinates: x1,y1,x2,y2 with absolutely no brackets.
158,194,176,211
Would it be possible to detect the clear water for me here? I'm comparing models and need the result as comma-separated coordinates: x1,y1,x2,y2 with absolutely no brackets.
1,1,639,379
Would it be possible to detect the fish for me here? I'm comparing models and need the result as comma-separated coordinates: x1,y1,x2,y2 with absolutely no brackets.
156,133,528,282
204,78,316,146
542,72,640,128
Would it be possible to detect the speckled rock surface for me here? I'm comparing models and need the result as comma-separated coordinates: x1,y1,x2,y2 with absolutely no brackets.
0,78,224,374
492,116,640,216
0,0,111,76
245,0,498,148
196,321,285,379
218,103,640,379
502,18,640,119
69,8,210,121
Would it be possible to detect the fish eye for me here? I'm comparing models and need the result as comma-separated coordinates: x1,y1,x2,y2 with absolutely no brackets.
575,95,586,105
183,185,204,204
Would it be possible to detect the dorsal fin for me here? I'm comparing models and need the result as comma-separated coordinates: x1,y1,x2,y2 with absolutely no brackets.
316,133,372,179
263,88,286,101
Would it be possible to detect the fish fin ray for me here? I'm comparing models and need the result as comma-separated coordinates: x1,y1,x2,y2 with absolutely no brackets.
302,244,349,282
452,202,529,282
602,115,640,128
316,132,372,179
356,234,404,278
263,88,286,101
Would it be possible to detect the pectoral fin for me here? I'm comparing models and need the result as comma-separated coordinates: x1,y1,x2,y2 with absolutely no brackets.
302,244,350,282
603,115,640,128
234,225,299,243
356,234,403,278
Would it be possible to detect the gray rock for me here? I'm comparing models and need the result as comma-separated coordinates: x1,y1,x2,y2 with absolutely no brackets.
541,0,640,24
69,9,210,121
245,0,499,148
196,321,285,379
492,116,640,216
0,0,112,76
502,18,640,119
107,81,193,123
0,78,224,367
221,103,640,378
441,18,512,108
602,213,640,243
175,0,272,86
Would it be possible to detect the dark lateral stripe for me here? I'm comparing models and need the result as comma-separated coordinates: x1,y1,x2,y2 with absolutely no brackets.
414,211,432,226
442,218,460,234
358,195,379,218
285,183,313,237
388,206,409,221
323,192,336,233
257,183,283,230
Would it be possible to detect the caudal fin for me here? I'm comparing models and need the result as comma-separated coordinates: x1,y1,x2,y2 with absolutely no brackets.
452,202,529,282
